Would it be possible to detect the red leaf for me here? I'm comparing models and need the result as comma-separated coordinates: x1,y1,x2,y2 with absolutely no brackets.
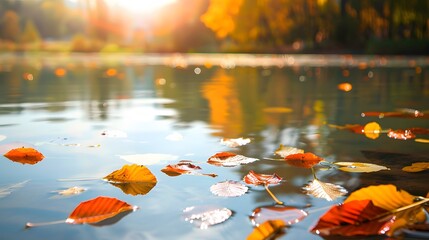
66,196,136,225
311,199,394,237
284,152,323,168
4,147,44,165
243,170,282,186
207,152,258,167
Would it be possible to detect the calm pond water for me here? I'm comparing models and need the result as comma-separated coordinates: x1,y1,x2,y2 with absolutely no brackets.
0,53,428,240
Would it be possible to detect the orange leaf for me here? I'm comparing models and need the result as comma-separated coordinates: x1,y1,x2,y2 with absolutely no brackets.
311,199,394,237
66,196,137,225
363,122,381,139
161,161,217,177
337,82,352,92
4,147,44,165
103,164,157,183
247,220,286,240
387,129,416,140
207,152,258,167
284,152,323,168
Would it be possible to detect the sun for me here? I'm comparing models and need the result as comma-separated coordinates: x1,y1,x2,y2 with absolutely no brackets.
108,0,176,13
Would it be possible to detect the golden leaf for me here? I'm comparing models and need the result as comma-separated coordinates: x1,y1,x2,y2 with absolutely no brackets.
402,162,429,173
335,162,390,173
247,220,286,240
274,144,304,158
363,122,381,139
104,164,157,183
303,179,348,201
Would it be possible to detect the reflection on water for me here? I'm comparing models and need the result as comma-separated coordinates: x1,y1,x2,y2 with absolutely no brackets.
0,54,428,240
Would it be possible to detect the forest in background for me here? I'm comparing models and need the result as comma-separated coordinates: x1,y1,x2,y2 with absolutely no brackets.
0,0,428,54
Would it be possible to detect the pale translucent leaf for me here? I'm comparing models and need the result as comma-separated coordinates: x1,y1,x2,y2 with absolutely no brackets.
182,205,232,229
207,152,258,167
51,186,86,198
220,137,251,147
250,205,307,226
303,179,348,201
210,180,248,197
119,153,178,165
0,180,29,198
335,162,390,173
274,144,304,158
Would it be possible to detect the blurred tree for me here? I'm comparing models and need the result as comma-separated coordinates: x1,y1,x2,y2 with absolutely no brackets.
1,10,20,42
20,20,41,43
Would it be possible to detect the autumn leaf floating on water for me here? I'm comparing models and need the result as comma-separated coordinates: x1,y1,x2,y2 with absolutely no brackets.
182,205,232,229
161,160,217,177
284,152,323,169
210,180,248,197
26,196,138,228
311,184,429,237
303,179,348,201
402,162,429,172
103,164,157,196
220,137,251,147
334,162,390,173
52,186,86,198
4,147,44,165
249,205,307,226
274,144,304,158
328,122,382,139
361,108,426,118
247,220,286,240
244,170,283,205
387,129,416,140
207,152,258,167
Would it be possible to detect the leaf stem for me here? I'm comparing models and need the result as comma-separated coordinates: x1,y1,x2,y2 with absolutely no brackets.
25,219,66,229
264,184,283,205
373,197,429,221
311,167,318,180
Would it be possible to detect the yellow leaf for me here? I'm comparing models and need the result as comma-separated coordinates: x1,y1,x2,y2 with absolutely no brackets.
104,164,157,183
302,179,348,201
335,162,390,173
247,220,286,240
402,162,429,173
363,122,381,139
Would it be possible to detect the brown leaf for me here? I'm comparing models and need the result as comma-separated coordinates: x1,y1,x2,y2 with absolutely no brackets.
243,170,282,186
284,152,323,168
4,147,44,165
161,160,217,177
247,220,286,240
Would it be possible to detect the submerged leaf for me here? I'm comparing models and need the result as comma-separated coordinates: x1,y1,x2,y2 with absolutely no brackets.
182,205,232,229
220,137,251,147
274,144,304,158
0,180,29,198
207,152,258,167
335,162,390,173
303,179,348,201
284,152,323,168
247,220,286,240
4,147,44,165
210,180,248,197
161,160,217,177
249,205,307,226
311,199,394,236
402,162,429,172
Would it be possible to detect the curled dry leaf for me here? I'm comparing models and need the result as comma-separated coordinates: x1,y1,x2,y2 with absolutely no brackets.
210,180,248,197
103,164,157,196
26,196,137,228
244,170,283,205
249,205,307,226
284,152,323,168
161,160,217,177
334,162,390,173
207,152,258,167
4,147,44,165
182,205,232,229
303,179,348,201
56,186,86,196
274,144,304,158
402,162,429,172
387,129,416,140
220,137,251,147
247,220,286,240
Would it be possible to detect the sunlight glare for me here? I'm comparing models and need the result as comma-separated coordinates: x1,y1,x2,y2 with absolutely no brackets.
108,0,176,13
